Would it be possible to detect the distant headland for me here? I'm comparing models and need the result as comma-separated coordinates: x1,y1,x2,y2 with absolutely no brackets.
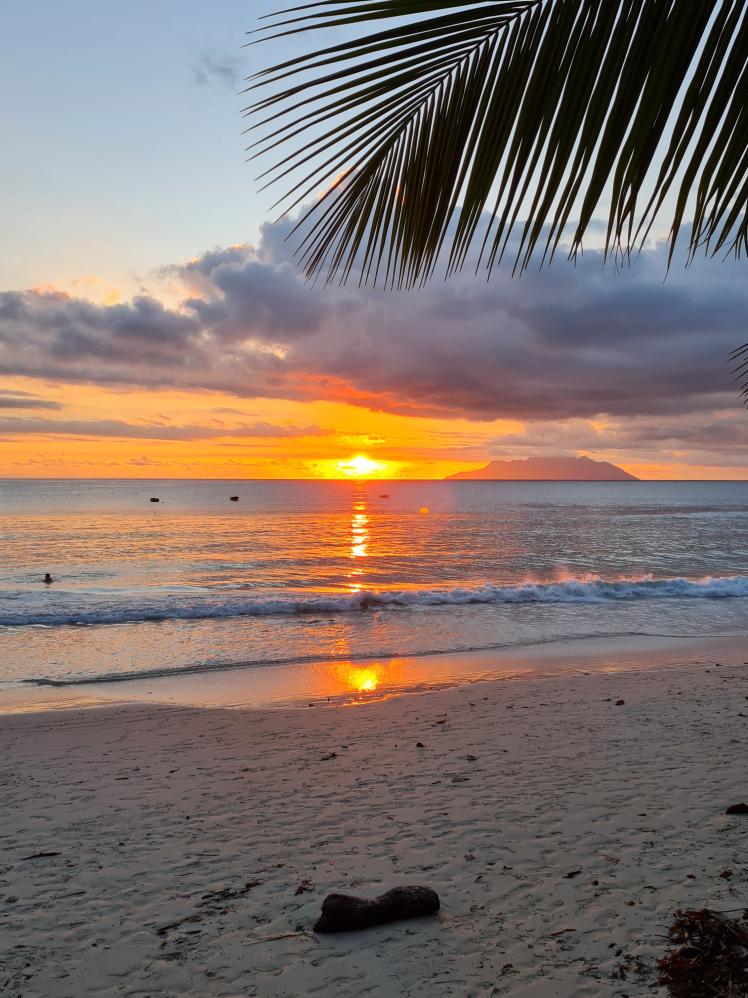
446,456,638,481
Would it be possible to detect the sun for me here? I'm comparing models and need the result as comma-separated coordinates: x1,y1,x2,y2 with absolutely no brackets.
337,454,385,478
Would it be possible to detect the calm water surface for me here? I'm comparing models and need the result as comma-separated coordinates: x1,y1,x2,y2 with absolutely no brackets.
1,479,748,699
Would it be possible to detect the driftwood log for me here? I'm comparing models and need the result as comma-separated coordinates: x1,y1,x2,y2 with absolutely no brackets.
725,802,748,815
314,886,440,933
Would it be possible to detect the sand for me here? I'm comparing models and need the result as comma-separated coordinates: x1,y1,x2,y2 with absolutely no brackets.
2,656,747,997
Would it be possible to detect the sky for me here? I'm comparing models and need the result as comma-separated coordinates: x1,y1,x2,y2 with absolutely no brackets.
1,1,747,480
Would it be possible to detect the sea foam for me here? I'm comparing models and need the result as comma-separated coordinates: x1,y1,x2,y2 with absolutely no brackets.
2,574,748,628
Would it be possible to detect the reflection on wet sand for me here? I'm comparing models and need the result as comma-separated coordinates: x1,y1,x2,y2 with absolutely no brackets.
10,634,745,715
332,662,384,697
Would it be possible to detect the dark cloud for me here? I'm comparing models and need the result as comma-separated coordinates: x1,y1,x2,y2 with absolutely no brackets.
186,258,327,341
1,217,746,448
0,417,329,441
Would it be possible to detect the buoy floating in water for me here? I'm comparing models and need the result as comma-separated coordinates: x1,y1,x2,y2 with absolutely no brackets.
149,497,160,503
229,496,239,501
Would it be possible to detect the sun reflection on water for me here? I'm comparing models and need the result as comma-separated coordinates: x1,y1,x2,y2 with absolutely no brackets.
347,489,370,593
350,503,368,560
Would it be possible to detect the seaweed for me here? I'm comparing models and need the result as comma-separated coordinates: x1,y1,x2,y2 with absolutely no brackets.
658,908,748,997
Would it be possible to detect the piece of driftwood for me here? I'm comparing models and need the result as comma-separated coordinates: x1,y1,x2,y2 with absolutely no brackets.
314,886,440,933
725,802,748,815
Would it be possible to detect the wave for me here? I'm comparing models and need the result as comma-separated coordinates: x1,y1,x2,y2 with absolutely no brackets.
2,574,748,628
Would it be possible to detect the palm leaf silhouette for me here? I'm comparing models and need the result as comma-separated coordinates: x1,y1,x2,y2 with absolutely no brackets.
246,1,748,397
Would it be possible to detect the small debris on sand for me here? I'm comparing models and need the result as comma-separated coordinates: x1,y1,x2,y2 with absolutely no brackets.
198,882,260,907
294,879,313,895
157,880,261,937
248,930,317,945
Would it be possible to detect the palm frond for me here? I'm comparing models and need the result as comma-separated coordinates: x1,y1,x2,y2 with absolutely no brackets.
729,342,748,406
245,0,748,288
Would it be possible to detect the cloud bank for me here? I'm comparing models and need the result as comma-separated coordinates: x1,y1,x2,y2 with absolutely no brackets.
1,215,746,462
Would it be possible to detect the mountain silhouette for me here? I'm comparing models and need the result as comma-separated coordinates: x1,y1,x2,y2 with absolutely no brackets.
446,456,638,481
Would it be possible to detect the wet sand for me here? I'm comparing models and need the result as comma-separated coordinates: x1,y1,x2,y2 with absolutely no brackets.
3,631,747,713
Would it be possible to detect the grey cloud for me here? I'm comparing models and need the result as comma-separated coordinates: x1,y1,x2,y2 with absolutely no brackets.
191,53,244,91
213,406,256,416
485,409,748,466
255,219,299,266
197,258,326,340
182,245,250,276
0,417,329,441
613,412,748,452
0,394,61,410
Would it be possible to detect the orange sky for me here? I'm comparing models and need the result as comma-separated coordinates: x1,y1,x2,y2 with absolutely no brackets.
2,374,747,480
0,375,509,479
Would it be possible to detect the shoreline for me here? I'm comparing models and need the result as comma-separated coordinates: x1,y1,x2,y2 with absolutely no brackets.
2,652,747,995
2,629,747,716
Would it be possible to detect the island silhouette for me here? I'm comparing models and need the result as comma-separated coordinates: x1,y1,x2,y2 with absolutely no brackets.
446,456,638,481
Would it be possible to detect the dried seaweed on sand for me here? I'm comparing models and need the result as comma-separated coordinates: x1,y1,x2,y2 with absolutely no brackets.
658,908,748,997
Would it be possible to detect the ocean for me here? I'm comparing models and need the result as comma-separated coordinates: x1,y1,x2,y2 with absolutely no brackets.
1,478,748,706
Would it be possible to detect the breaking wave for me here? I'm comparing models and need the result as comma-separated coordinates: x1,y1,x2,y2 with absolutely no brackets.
3,574,748,628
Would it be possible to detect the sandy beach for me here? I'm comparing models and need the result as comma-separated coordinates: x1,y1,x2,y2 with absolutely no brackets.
2,653,747,998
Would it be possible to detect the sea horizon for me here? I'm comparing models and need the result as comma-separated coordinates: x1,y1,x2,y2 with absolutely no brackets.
0,475,748,485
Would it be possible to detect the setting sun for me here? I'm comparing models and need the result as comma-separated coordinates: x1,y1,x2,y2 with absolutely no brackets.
337,455,386,478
